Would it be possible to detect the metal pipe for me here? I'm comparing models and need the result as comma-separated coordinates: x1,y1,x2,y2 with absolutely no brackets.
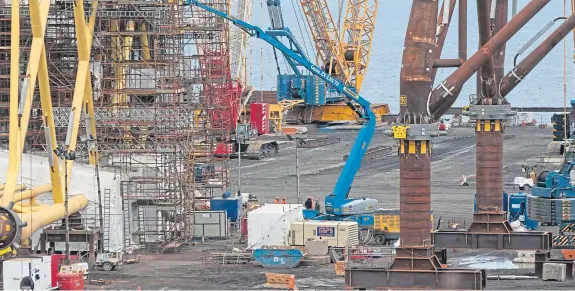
459,0,468,61
399,0,438,115
476,0,497,98
399,148,432,247
12,184,52,202
427,0,551,120
493,0,509,86
19,195,89,245
433,58,462,68
500,12,575,97
431,0,457,83
476,129,504,212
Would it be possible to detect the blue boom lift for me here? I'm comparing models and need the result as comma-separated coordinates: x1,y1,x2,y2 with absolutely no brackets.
186,0,378,222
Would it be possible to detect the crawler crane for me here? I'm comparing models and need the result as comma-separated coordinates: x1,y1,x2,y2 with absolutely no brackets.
186,0,379,217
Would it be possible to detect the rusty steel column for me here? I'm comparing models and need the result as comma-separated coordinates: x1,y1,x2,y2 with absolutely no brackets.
475,121,504,211
467,107,514,233
493,0,509,85
428,0,551,120
500,12,575,97
399,0,438,118
399,138,432,247
459,0,467,62
476,0,497,98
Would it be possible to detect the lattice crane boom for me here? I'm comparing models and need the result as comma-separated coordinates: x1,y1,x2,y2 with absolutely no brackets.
340,0,378,92
230,0,252,85
298,0,350,83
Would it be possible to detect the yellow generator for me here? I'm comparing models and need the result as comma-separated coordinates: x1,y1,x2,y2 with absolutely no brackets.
289,221,360,248
373,209,434,245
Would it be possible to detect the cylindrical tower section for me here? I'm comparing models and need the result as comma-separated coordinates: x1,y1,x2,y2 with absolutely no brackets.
399,139,432,247
475,120,504,212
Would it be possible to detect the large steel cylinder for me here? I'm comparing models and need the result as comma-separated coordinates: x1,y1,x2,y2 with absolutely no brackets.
475,126,504,211
399,149,432,247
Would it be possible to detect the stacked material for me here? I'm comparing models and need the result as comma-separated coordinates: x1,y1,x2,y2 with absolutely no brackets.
528,196,575,225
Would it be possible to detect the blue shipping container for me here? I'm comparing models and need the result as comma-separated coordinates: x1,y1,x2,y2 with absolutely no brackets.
210,197,242,222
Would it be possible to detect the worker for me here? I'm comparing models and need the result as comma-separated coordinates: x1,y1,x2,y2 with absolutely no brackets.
314,199,320,213
304,196,313,209
275,197,280,204
281,197,287,204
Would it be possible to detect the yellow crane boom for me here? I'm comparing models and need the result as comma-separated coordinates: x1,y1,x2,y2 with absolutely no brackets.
298,0,350,83
340,0,378,92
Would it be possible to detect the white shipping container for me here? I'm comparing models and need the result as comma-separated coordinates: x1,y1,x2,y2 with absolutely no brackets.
247,204,303,249
289,220,359,248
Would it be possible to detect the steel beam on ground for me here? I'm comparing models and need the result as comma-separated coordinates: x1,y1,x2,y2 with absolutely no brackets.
432,230,552,250
345,268,485,290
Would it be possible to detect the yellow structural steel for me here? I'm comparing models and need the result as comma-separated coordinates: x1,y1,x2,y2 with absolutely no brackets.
62,0,99,188
299,0,350,83
4,0,58,207
340,0,378,92
1,0,97,250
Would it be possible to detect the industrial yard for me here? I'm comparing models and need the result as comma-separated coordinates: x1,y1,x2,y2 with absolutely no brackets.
84,125,569,290
3,0,575,290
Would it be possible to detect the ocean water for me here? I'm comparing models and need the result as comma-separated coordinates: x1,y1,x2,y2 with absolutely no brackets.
248,0,575,115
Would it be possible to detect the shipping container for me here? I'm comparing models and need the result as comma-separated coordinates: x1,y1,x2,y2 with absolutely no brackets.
210,197,242,222
250,103,270,135
193,211,229,239
289,221,359,248
247,204,304,249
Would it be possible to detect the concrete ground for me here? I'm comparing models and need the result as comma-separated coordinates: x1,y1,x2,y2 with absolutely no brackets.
89,125,573,290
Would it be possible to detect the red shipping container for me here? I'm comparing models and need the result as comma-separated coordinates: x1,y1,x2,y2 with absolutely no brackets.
58,273,84,290
250,103,270,135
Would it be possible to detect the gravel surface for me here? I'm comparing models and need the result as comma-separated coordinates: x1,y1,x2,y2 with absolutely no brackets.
89,125,570,290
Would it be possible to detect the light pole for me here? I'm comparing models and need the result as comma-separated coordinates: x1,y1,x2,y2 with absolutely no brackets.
237,133,242,194
295,138,301,204
54,147,76,265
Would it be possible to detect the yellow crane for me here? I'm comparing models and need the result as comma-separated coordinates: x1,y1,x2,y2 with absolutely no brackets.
0,0,95,256
297,0,388,123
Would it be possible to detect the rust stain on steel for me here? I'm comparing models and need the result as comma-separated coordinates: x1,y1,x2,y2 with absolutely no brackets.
399,0,438,115
399,154,432,248
475,128,504,212
427,0,550,120
493,0,509,87
431,0,457,82
501,11,575,97
476,0,497,98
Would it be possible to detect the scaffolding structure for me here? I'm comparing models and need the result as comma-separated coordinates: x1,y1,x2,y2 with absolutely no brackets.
0,0,237,253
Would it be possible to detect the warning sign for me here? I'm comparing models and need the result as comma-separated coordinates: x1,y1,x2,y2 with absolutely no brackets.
400,95,407,106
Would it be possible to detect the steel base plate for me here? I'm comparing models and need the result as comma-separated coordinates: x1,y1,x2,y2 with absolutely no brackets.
345,246,486,290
